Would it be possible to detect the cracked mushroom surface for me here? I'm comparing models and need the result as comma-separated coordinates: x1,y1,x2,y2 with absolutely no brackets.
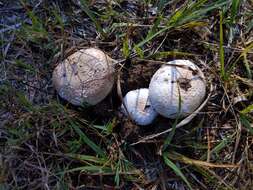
53,48,115,106
149,60,206,119
121,88,158,126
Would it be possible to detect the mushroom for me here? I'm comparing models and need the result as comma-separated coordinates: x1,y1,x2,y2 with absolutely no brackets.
53,48,115,106
149,59,206,119
121,88,158,126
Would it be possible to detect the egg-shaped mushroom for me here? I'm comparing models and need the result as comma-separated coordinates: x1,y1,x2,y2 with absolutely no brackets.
53,48,115,106
121,88,158,126
149,59,206,119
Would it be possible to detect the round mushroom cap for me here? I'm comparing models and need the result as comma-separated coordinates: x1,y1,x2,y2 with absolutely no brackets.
52,48,114,106
149,60,206,119
121,88,158,126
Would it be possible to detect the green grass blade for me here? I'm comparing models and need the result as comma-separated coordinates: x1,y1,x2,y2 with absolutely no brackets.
228,0,241,45
16,92,35,112
52,9,65,31
115,160,121,186
182,0,229,23
134,46,144,58
135,0,229,49
146,14,163,39
219,10,226,80
64,166,112,174
14,59,35,74
200,133,235,160
167,0,207,26
163,86,182,150
163,152,193,190
57,104,106,156
70,122,106,157
152,51,198,58
79,0,106,38
240,104,253,114
64,153,107,164
228,42,253,75
157,0,167,12
122,35,130,58
230,0,241,24
240,114,253,135
134,26,169,48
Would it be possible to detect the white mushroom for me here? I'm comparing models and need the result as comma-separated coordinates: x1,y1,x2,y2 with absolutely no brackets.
53,48,115,106
149,60,206,119
121,88,158,126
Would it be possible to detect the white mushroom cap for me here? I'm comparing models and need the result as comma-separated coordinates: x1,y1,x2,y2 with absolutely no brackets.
149,60,206,119
52,48,114,106
121,88,158,126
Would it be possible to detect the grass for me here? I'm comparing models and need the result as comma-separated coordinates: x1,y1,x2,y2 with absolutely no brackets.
219,10,226,80
79,0,107,38
163,152,193,190
1,0,253,189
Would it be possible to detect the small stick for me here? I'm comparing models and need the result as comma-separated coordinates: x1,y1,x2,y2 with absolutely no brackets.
130,84,214,146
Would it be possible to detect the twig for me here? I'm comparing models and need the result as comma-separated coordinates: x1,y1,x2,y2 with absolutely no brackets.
130,84,214,146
